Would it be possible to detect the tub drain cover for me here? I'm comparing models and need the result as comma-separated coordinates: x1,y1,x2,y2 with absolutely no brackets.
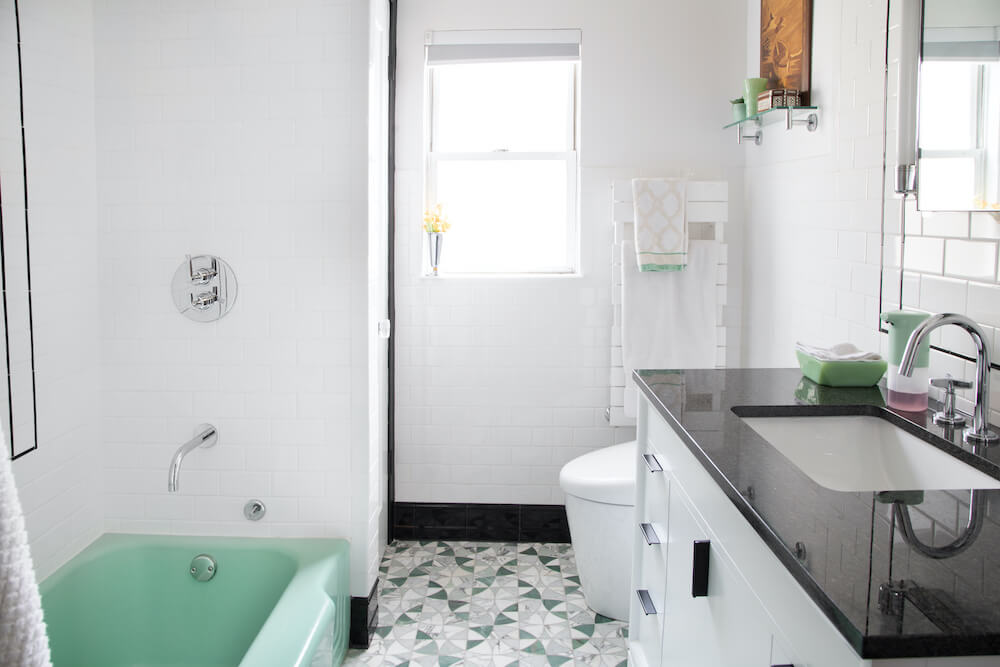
190,554,217,582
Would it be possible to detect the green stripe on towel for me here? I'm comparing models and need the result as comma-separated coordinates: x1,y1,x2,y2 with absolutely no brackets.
640,264,687,272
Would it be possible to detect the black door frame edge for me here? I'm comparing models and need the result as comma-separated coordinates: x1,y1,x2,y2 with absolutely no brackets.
386,0,398,542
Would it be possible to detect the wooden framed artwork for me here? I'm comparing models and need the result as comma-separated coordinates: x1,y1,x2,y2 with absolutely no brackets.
760,0,812,104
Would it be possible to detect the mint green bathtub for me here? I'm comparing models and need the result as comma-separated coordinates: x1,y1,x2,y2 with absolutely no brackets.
39,534,349,667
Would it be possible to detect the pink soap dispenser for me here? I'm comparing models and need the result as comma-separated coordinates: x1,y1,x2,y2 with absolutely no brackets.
881,310,931,411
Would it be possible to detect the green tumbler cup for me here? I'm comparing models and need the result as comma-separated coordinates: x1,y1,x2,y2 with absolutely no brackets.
744,77,769,116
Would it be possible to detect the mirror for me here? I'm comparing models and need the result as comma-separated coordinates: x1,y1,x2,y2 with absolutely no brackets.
881,0,1000,374
917,0,1000,212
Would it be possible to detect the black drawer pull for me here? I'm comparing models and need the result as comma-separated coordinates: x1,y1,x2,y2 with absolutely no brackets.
692,540,710,597
640,522,660,545
772,664,794,667
636,588,657,615
642,453,663,472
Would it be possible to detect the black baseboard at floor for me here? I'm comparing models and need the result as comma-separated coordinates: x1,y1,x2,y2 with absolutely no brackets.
392,502,571,542
349,579,379,649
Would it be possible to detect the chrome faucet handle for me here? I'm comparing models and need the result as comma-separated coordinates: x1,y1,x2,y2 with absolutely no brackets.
930,375,972,426
188,254,218,284
930,375,974,392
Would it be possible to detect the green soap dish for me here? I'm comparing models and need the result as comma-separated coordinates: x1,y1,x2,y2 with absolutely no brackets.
795,350,887,387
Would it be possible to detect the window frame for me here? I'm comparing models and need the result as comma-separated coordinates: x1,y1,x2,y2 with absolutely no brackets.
424,58,581,276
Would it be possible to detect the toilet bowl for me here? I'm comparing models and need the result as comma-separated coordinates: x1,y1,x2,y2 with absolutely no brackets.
559,440,636,621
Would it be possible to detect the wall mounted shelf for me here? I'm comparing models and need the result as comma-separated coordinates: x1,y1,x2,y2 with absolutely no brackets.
724,106,819,145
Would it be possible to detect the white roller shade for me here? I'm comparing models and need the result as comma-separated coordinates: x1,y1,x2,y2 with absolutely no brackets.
425,29,581,66
924,27,1000,61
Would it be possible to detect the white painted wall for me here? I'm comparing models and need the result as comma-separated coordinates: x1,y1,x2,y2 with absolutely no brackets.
9,0,104,581
92,0,382,596
741,0,887,367
394,0,747,504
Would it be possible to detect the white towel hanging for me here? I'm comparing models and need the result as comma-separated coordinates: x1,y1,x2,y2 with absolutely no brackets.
0,444,52,667
632,178,688,271
621,240,719,417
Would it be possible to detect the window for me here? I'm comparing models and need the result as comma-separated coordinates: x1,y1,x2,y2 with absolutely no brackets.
425,30,580,274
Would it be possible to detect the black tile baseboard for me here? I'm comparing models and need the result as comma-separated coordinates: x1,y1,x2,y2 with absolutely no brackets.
349,579,378,649
392,502,570,542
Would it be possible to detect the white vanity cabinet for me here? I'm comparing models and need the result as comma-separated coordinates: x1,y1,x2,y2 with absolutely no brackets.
628,396,995,667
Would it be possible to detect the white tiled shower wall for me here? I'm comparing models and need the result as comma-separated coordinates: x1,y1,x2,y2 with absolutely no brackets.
393,0,747,504
8,0,104,581
88,0,383,596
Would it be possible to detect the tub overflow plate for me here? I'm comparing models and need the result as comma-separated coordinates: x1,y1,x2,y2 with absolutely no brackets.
190,554,217,582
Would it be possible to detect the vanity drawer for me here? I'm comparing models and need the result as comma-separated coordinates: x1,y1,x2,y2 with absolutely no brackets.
638,447,670,527
660,478,773,666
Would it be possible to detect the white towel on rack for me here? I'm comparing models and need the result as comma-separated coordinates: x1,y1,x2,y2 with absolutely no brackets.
632,178,687,271
0,445,52,667
621,239,718,417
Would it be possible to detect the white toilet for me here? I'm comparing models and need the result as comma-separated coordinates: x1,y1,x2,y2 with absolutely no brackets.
559,440,636,621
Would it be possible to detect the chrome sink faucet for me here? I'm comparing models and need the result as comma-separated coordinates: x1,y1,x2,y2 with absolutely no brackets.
899,313,997,444
168,424,218,492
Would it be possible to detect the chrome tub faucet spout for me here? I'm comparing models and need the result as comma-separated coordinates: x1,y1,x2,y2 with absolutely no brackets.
899,313,997,444
168,424,218,492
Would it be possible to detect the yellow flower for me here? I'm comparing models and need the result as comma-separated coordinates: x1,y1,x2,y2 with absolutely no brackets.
423,203,451,233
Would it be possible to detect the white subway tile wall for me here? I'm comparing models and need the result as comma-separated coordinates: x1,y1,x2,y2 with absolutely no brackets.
392,0,747,504
91,0,381,595
9,0,104,581
742,0,887,366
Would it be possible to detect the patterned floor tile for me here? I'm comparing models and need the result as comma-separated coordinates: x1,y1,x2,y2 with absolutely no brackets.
342,540,629,666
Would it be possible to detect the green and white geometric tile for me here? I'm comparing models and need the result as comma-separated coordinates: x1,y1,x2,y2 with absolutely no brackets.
343,540,628,666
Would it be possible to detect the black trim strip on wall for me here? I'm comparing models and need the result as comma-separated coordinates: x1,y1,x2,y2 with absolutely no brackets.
393,502,572,543
349,578,379,649
7,0,38,461
385,0,398,542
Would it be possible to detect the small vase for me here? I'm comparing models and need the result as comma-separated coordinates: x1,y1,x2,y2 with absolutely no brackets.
731,102,747,122
744,77,769,116
427,231,444,276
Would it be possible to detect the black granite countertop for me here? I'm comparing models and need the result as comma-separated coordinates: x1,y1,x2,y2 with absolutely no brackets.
634,368,1000,659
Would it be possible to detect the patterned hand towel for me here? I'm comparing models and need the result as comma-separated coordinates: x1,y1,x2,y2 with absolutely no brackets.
0,448,52,667
632,178,687,271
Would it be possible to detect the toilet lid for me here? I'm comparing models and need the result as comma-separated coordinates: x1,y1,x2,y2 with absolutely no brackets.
559,441,636,505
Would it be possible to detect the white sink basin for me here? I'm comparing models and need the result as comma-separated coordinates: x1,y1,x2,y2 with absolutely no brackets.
739,415,1000,492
